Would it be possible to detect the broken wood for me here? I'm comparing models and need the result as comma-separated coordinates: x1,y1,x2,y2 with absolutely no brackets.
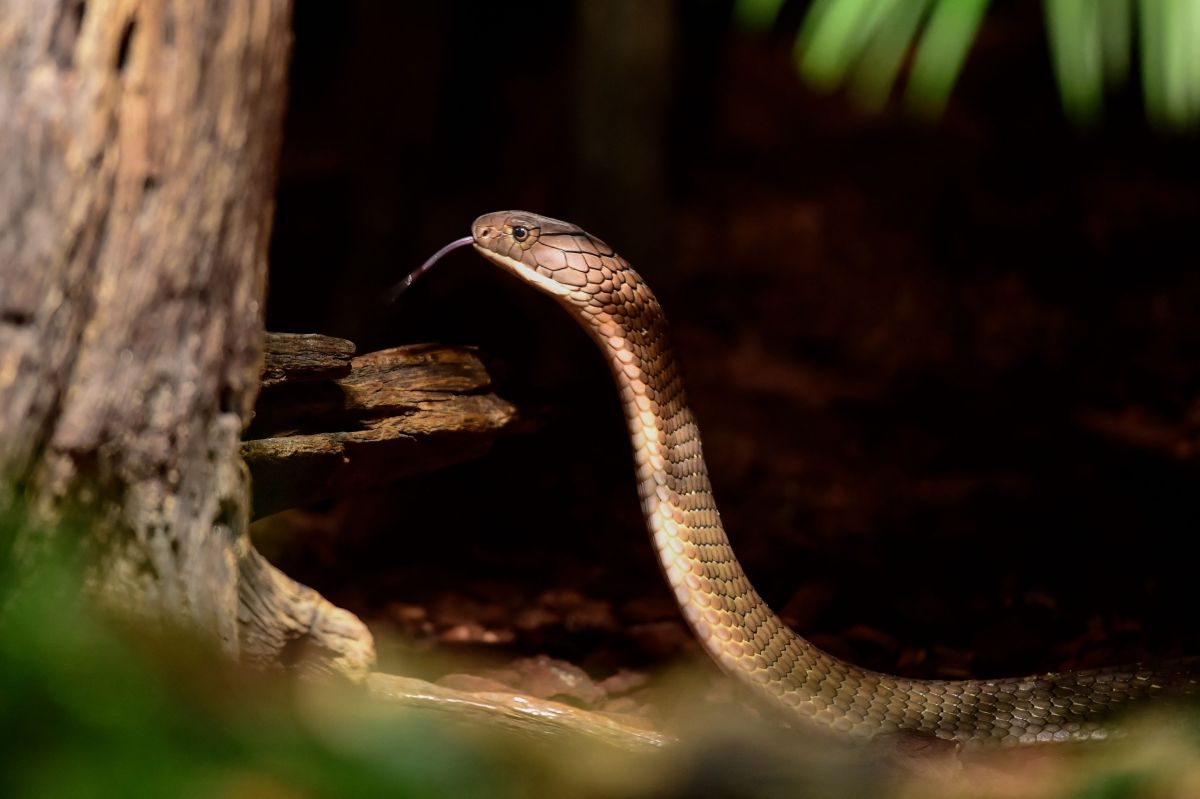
259,332,356,389
243,335,518,519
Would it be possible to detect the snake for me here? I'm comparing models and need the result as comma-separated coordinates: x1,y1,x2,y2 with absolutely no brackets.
402,210,1197,747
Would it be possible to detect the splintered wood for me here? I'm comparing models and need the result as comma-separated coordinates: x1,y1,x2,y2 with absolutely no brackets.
243,334,517,520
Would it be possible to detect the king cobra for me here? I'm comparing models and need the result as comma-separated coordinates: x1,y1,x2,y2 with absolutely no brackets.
403,210,1196,747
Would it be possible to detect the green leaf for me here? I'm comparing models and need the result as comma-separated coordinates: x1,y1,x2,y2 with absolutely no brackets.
904,0,990,116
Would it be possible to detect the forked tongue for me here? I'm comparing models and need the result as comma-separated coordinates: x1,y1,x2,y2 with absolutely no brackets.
386,235,474,303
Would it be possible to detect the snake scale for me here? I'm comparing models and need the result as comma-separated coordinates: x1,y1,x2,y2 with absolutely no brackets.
404,210,1197,747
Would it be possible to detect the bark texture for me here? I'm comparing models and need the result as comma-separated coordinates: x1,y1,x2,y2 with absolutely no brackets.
0,0,371,678
245,336,517,520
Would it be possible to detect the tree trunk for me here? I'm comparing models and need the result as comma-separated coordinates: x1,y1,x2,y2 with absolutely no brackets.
0,0,372,678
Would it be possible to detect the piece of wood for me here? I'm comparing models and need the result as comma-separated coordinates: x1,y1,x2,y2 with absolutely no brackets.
244,337,517,519
260,332,356,389
366,672,671,752
0,0,372,680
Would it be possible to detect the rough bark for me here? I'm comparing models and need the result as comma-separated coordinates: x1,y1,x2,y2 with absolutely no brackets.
259,332,356,389
245,336,518,520
0,0,371,678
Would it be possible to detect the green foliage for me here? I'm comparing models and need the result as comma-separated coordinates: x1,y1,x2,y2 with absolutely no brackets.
736,0,1200,130
0,509,520,799
1073,770,1146,799
737,0,792,29
4,506,1200,798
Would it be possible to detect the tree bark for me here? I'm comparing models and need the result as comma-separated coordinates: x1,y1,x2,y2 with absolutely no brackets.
0,0,371,678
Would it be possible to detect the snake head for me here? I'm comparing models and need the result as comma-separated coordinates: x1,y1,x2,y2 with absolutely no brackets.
472,211,619,300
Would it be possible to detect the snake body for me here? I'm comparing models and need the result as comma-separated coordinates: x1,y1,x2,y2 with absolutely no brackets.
422,210,1195,747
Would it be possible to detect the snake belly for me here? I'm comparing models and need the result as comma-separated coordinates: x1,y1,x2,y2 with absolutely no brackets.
463,210,1196,747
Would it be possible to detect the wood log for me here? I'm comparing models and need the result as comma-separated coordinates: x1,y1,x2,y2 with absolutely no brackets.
366,673,670,752
243,335,518,519
0,0,372,680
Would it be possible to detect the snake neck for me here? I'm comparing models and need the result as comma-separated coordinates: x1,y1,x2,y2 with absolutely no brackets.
561,279,839,697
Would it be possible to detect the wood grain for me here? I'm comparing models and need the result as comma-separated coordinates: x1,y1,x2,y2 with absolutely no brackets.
244,337,517,519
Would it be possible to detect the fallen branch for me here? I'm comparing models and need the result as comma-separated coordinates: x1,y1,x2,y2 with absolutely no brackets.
365,672,671,751
243,335,518,519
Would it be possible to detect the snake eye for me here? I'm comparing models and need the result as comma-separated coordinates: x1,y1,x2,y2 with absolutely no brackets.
512,226,529,242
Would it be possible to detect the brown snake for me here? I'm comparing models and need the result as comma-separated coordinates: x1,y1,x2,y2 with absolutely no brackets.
405,210,1197,747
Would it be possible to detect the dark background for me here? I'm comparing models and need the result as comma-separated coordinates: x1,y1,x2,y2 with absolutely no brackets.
258,1,1198,701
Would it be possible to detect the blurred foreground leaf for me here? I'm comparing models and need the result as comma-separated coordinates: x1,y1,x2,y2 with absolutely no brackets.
0,508,523,799
4,504,1200,798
